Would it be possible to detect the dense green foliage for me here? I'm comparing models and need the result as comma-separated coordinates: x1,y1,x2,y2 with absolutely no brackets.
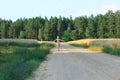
0,43,54,80
102,46,120,56
102,46,113,54
102,46,120,55
0,10,120,41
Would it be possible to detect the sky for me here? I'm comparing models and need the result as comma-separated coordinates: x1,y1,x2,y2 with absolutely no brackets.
0,0,120,21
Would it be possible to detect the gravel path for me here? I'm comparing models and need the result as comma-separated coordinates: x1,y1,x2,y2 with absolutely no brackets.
27,43,120,80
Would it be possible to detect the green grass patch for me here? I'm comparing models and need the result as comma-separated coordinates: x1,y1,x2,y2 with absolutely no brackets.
70,43,120,55
0,42,54,80
69,43,102,52
102,46,113,54
70,43,89,48
102,46,120,56
0,42,39,47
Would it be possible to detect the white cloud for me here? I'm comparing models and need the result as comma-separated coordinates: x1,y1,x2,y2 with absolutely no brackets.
98,4,120,15
70,4,120,18
103,4,119,11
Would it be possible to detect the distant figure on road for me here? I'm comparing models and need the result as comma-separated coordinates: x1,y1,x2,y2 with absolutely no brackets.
56,36,60,51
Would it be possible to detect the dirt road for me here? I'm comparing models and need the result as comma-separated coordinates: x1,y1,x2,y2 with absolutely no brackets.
27,43,120,80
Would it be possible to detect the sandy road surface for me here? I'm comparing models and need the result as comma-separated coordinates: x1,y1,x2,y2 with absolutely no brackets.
27,43,120,80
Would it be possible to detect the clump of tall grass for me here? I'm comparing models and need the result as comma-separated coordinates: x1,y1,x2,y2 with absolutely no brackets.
0,42,54,80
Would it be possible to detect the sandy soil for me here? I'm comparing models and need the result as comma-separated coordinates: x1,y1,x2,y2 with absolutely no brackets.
26,43,120,80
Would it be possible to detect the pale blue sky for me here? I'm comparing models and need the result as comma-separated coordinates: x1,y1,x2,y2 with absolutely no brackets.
0,0,120,21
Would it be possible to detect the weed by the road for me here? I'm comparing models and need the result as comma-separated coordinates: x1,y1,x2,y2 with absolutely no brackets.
0,42,54,80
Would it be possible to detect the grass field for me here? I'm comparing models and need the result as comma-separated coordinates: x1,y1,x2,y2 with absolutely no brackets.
0,39,54,80
0,39,38,44
68,39,120,47
68,39,120,53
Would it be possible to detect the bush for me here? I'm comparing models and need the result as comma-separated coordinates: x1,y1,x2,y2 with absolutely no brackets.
102,46,120,56
102,46,113,54
112,48,120,56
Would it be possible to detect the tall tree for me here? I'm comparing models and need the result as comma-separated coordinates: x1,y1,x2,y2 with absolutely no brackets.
85,15,95,38
38,17,45,40
62,22,76,41
24,19,35,39
19,31,25,38
49,17,58,40
43,17,50,40
74,16,87,39
96,14,106,38
105,10,115,38
115,10,120,38
0,22,7,38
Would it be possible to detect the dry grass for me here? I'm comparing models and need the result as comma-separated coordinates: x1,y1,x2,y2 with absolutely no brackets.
68,39,120,48
38,41,55,44
88,46,102,52
68,39,92,45
0,39,38,44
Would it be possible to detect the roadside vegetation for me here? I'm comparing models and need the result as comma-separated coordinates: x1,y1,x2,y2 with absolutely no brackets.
0,41,54,80
102,46,120,56
69,43,102,52
68,39,120,54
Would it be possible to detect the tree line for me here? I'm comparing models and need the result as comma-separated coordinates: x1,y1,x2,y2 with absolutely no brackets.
0,10,120,41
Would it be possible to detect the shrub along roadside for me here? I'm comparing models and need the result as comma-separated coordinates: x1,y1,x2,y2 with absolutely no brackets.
0,43,54,80
102,46,120,56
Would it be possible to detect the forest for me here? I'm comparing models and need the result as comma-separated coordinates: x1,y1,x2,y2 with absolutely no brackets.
0,10,120,41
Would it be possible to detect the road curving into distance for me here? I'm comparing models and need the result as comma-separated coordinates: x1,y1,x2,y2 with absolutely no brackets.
27,43,120,80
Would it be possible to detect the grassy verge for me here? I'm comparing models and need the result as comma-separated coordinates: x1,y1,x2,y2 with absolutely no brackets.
70,43,120,55
0,42,54,80
102,46,120,56
70,43,102,52
70,44,89,48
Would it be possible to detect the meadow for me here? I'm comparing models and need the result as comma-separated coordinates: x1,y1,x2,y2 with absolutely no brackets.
0,39,54,80
68,39,120,55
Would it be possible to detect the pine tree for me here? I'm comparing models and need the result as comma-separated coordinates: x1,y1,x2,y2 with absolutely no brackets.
115,10,120,38
86,15,95,38
44,17,50,40
62,23,76,41
105,10,115,38
96,14,106,38
19,31,25,38
74,16,87,39
0,22,6,38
